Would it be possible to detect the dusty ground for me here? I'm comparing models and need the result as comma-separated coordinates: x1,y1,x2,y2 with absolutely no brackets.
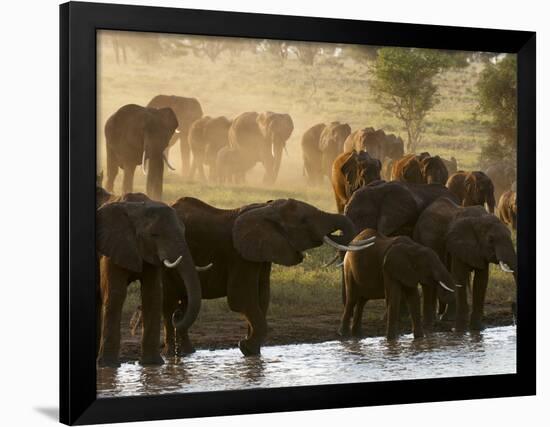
118,299,515,362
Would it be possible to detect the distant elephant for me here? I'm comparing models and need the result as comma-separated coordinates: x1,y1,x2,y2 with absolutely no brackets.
319,122,352,178
216,145,246,184
301,123,326,184
485,162,516,203
341,229,455,339
345,181,459,237
96,195,203,366
442,156,458,175
498,190,517,230
161,197,374,356
420,155,449,184
188,116,232,181
344,128,404,161
413,197,517,330
105,104,179,200
331,150,381,214
147,95,203,177
446,171,496,213
229,111,294,184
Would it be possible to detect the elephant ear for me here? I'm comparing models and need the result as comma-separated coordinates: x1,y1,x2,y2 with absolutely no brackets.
341,152,358,190
383,242,419,288
97,202,142,273
446,216,484,269
378,184,418,235
233,202,303,266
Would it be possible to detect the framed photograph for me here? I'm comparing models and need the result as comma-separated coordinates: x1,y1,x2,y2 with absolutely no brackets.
60,1,536,425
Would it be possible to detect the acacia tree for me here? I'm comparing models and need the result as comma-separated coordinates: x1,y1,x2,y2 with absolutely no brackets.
371,48,464,152
476,55,517,167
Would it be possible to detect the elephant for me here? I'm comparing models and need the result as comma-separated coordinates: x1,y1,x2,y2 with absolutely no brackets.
390,152,446,184
498,190,517,230
319,122,352,178
442,156,458,175
446,171,496,213
413,197,517,331
104,104,179,201
96,186,114,208
188,116,232,181
485,161,516,203
96,194,204,366
343,127,404,161
215,145,246,184
301,122,352,184
340,229,455,339
420,155,449,184
301,123,326,184
147,95,203,177
161,197,375,356
229,111,294,184
345,181,459,237
331,150,382,214
391,153,424,184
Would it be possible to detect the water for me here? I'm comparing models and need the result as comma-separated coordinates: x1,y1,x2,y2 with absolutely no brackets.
97,326,516,397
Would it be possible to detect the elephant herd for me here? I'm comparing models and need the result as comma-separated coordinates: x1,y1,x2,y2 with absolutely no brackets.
97,93,518,368
104,95,294,200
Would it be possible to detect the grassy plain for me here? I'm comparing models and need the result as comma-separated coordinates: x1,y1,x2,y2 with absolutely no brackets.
97,32,516,354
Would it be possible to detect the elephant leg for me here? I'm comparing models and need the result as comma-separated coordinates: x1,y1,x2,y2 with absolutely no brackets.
422,285,437,331
451,258,471,332
180,135,190,178
97,260,128,367
140,266,164,365
403,287,424,339
105,147,118,192
386,280,401,340
189,158,197,181
339,268,356,336
227,266,265,356
121,164,136,195
351,298,367,337
470,267,489,331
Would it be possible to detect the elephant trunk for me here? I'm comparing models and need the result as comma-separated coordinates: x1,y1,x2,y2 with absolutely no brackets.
171,248,202,335
324,213,357,246
271,141,284,183
145,153,164,201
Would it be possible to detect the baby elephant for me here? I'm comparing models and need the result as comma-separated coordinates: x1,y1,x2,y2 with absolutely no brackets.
341,229,455,340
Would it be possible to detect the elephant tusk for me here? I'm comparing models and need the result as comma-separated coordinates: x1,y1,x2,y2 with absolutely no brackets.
455,284,464,288
499,261,514,273
174,129,180,134
141,151,147,175
322,253,340,268
323,236,375,252
163,152,176,171
335,259,345,267
284,146,289,156
438,281,454,293
195,262,213,272
350,236,377,246
163,255,183,268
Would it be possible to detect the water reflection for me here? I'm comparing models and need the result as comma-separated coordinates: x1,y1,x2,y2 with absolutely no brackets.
97,326,516,397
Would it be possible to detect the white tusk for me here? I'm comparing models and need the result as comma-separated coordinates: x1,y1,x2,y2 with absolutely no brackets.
336,260,345,267
163,152,176,171
499,261,514,273
284,146,289,156
174,129,180,134
455,284,464,288
141,151,147,175
438,281,454,293
195,262,213,272
322,253,340,268
350,236,376,246
323,236,375,252
163,255,182,268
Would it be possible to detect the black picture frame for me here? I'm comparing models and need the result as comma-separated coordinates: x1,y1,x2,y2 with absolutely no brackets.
59,1,536,425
